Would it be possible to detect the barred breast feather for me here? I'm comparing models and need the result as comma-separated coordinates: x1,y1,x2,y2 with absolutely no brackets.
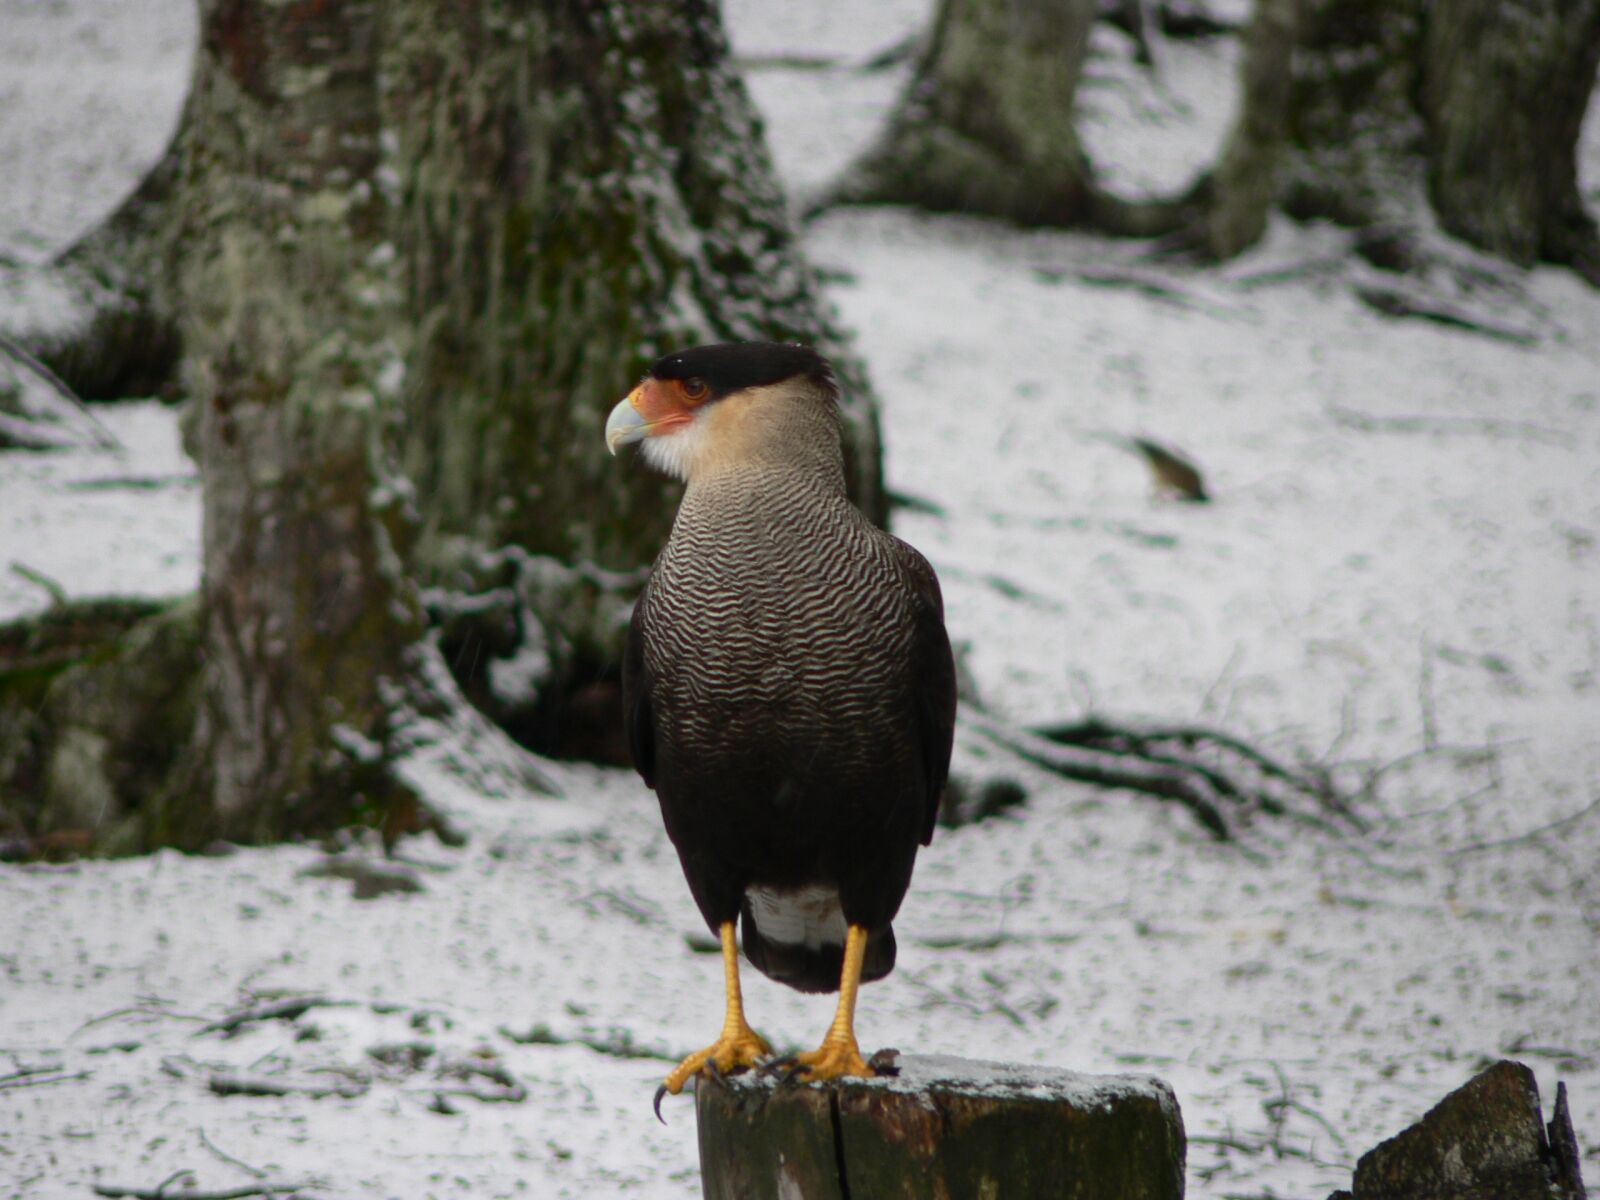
624,440,955,992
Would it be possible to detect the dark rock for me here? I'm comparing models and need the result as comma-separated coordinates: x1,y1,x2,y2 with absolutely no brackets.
1348,1059,1586,1200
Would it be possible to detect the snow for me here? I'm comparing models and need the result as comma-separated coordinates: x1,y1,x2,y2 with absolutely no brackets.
739,1051,1183,1116
3,1,1599,1198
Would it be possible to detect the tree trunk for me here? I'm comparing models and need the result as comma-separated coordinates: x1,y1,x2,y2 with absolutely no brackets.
382,0,883,577
825,0,1194,235
831,0,1600,283
1281,0,1600,282
168,0,427,842
1197,0,1301,259
1279,0,1425,230
1421,0,1600,284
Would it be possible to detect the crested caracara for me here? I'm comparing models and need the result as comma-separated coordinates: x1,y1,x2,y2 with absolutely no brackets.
605,342,956,1103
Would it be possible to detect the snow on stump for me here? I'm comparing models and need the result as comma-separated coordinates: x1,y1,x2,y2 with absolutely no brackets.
1333,1059,1589,1200
694,1054,1186,1200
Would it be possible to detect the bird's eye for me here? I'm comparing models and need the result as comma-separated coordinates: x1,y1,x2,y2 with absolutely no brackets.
681,378,710,403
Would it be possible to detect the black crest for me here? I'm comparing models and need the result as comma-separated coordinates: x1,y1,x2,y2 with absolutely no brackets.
648,342,835,402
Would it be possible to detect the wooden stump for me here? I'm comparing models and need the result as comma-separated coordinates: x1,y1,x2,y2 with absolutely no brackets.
694,1054,1186,1200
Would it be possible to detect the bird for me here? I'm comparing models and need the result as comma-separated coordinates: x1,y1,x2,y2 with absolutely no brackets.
604,341,956,1105
1096,433,1209,502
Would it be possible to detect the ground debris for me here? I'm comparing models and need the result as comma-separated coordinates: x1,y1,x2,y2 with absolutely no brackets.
93,1176,315,1200
0,1064,91,1091
195,995,355,1038
295,856,424,899
206,1071,369,1101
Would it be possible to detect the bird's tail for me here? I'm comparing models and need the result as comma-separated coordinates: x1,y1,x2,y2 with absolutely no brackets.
738,902,896,994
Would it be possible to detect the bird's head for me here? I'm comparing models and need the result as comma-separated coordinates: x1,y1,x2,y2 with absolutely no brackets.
605,342,842,483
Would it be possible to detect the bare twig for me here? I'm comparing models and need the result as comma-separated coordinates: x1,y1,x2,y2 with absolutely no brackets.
1446,795,1600,857
1326,403,1566,445
0,1068,91,1092
975,714,1232,839
198,1129,268,1179
1418,639,1438,751
1197,644,1243,719
0,330,123,450
92,1182,311,1199
74,1000,210,1037
8,562,69,607
196,996,354,1037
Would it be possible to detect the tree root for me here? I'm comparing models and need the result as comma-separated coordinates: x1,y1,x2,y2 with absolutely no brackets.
961,706,1357,840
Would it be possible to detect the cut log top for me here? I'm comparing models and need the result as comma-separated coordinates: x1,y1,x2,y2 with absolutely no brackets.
836,1052,1180,1112
696,1053,1186,1200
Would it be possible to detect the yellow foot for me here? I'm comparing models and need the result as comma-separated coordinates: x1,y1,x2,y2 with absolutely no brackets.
661,1026,773,1097
789,1035,876,1083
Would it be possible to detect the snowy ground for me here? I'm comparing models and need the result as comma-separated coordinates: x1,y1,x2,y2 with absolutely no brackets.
3,1,1599,1198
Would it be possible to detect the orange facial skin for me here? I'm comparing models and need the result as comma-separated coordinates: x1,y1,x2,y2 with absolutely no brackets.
627,376,710,436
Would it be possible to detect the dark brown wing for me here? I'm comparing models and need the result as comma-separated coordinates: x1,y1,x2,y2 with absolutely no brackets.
621,583,656,788
892,538,957,845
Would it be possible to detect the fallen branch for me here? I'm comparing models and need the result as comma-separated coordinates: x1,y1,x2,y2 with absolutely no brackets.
207,1072,368,1100
500,1024,678,1063
93,1181,311,1200
1326,403,1567,446
967,711,1232,839
965,707,1354,841
1034,716,1358,829
74,1000,209,1036
1351,284,1539,345
196,996,354,1038
0,1067,91,1092
198,1128,269,1180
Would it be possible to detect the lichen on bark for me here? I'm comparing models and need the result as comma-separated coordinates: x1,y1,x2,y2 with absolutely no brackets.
167,0,426,844
384,0,884,578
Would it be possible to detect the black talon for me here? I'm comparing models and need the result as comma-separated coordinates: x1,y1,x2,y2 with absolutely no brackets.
653,1083,669,1124
868,1048,901,1076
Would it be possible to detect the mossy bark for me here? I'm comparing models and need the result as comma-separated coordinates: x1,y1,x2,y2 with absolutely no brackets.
1421,0,1600,283
829,0,1101,225
827,0,1200,235
383,0,884,575
0,598,198,854
1279,0,1425,229
831,0,1600,279
1196,0,1301,259
1281,0,1600,280
164,0,427,843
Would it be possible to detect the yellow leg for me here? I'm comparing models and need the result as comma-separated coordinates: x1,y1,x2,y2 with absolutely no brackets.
660,921,772,1097
791,924,876,1082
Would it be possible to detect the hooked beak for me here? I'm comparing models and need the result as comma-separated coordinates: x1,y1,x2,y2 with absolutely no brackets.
604,379,693,455
605,386,651,455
